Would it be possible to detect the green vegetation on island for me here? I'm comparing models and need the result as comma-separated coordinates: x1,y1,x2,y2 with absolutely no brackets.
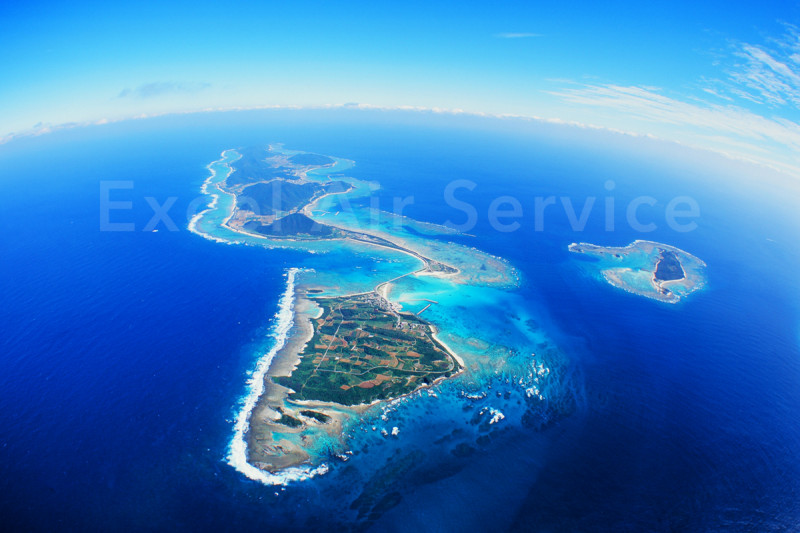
237,179,350,216
225,146,297,186
654,249,684,282
288,153,335,166
273,408,303,428
246,212,335,237
299,410,331,423
276,293,461,406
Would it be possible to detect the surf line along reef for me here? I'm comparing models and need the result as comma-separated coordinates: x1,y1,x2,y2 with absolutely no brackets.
189,145,558,484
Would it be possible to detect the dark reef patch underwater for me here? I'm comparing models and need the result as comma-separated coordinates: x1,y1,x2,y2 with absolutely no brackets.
1,108,799,531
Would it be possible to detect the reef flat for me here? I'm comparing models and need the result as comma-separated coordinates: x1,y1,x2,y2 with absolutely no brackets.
569,240,707,303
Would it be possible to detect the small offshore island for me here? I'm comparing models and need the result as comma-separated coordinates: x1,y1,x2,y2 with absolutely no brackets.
569,240,707,303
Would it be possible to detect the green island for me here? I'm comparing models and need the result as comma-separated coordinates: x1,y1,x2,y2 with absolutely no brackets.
276,293,461,406
568,240,707,303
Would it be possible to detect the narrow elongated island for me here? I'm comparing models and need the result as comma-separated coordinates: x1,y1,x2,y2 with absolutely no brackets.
215,146,469,475
188,144,547,485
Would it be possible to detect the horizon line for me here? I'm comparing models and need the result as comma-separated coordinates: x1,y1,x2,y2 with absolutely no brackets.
2,102,799,182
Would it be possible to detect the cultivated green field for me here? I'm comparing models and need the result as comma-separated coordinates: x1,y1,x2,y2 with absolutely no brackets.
277,294,460,405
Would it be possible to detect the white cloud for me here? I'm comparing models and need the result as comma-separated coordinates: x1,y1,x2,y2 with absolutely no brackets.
541,25,800,179
718,24,800,108
551,83,800,176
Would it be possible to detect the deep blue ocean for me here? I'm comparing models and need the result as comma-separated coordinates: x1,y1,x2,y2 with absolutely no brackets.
1,109,799,531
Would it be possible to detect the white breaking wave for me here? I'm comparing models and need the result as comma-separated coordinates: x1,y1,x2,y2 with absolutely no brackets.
187,150,236,242
190,152,329,484
226,268,329,485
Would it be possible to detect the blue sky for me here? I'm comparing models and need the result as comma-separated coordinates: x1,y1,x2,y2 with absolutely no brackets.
2,0,800,175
